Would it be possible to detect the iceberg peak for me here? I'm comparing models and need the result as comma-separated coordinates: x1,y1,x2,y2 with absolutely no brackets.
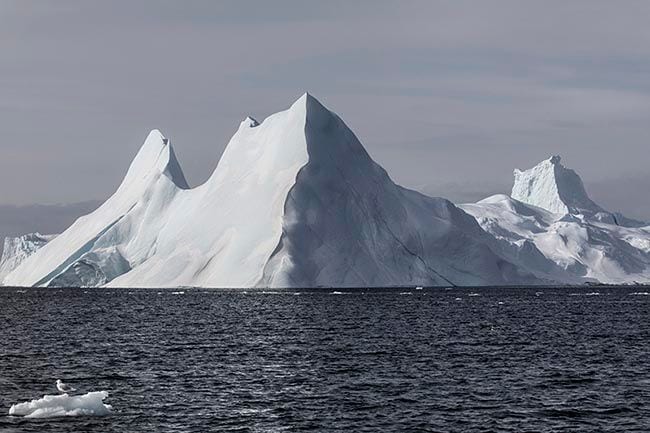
119,129,189,190
511,155,602,215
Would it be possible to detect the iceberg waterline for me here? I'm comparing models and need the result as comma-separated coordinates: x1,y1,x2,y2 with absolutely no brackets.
1,94,649,288
9,391,112,418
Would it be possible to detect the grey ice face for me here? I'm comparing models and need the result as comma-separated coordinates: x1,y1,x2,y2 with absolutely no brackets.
1,1,650,220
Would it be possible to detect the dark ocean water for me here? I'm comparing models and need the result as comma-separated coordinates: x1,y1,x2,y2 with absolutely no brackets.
0,287,648,432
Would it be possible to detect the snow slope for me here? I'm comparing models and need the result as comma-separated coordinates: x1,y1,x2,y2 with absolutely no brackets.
0,233,56,281
3,130,188,287
462,157,650,284
3,94,535,288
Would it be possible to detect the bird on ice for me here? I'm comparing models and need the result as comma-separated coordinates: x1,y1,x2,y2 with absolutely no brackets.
56,379,75,394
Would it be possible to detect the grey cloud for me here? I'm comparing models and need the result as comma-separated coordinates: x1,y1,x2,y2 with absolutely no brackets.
0,0,649,220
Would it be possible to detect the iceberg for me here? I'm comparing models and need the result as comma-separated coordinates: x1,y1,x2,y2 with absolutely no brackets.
462,157,650,284
0,233,56,282
3,94,536,288
9,391,112,418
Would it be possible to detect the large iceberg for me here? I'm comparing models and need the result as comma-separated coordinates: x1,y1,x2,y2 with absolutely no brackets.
2,94,535,288
462,157,650,284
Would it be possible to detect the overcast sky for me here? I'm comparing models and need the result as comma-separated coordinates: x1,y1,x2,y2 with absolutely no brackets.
2,0,650,232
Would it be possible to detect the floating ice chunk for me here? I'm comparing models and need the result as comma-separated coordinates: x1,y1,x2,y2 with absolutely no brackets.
9,391,112,418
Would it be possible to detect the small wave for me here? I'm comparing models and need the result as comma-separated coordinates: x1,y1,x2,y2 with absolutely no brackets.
399,292,412,295
9,391,112,418
454,297,462,301
570,292,601,296
330,291,346,295
467,293,480,297
171,291,185,295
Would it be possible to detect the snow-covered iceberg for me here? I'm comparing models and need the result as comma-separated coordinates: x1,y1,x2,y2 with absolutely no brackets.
9,391,112,418
461,156,650,284
2,93,536,288
0,233,56,282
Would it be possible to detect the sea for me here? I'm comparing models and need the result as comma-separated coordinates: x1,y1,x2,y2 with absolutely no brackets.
0,286,648,432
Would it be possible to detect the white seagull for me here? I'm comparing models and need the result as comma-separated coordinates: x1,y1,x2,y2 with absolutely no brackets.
56,379,76,394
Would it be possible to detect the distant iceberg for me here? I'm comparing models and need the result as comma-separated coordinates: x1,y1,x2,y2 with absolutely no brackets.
0,232,56,282
9,391,112,418
461,156,650,284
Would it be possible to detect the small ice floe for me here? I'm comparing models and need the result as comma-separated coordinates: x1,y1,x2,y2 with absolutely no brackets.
454,297,462,301
171,291,185,295
415,286,423,290
497,301,504,305
631,292,649,296
399,292,413,295
15,290,27,294
467,293,480,297
9,391,112,418
570,292,601,296
330,291,345,295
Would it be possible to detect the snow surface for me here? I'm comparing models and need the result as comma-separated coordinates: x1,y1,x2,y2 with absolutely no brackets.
9,392,112,418
462,158,650,284
0,233,56,281
2,94,535,288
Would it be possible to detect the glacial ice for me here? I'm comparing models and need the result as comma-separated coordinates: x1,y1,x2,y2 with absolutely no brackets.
511,155,602,216
462,157,650,284
3,93,534,288
0,233,56,282
9,391,112,418
3,94,649,288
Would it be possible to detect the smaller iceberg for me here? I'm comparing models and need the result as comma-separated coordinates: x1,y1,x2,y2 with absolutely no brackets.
9,391,112,418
